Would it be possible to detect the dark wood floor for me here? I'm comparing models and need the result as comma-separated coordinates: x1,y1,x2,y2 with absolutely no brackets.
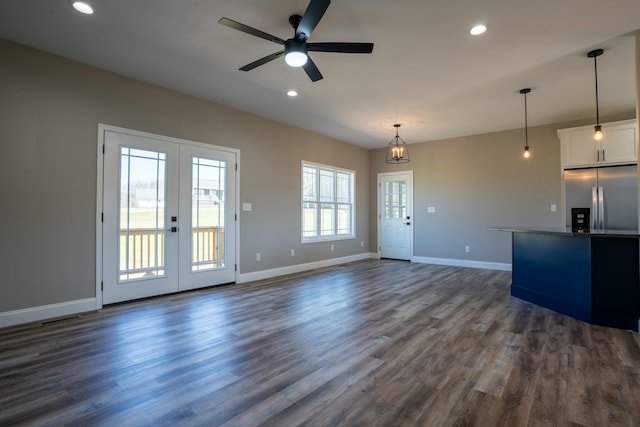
1,260,640,426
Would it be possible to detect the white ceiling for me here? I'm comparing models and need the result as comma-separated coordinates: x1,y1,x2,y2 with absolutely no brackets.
0,0,639,149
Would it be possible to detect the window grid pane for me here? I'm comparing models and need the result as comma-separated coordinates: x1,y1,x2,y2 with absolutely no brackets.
303,166,317,201
319,169,335,202
385,180,407,219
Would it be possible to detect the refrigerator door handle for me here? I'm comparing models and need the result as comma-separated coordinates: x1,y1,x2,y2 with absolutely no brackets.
592,187,598,229
589,187,598,230
598,186,604,230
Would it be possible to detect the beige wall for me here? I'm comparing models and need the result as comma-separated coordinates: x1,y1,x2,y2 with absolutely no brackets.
0,38,369,312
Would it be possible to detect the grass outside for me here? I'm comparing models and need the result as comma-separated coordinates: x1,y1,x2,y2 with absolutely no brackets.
120,206,224,229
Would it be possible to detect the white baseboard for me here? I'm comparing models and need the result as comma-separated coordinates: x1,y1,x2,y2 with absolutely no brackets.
411,256,512,271
0,298,98,328
237,252,376,283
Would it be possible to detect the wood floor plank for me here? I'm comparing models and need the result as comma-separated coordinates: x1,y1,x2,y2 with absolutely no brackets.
1,259,639,426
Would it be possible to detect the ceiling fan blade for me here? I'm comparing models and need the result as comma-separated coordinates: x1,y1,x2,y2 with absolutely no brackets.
218,17,285,45
239,51,285,71
296,0,330,40
307,42,374,54
303,57,323,82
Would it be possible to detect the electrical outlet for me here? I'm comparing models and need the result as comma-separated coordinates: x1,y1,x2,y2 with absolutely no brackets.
291,249,295,257
465,246,470,253
256,252,261,261
361,241,364,247
330,244,334,251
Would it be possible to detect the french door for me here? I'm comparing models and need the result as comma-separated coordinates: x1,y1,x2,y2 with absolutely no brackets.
378,171,413,260
101,127,236,304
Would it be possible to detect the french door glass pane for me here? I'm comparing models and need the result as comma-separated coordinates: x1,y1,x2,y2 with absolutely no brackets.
192,157,226,271
119,147,166,281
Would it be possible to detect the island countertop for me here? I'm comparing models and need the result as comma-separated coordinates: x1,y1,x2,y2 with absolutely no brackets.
487,226,640,238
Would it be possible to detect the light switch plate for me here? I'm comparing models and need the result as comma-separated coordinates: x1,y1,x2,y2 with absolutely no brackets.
427,206,436,213
242,203,252,211
550,204,557,212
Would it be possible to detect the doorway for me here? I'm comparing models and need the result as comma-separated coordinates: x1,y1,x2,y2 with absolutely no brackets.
98,125,238,304
378,171,413,260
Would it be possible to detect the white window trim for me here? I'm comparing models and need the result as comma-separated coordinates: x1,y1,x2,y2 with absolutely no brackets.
301,160,356,244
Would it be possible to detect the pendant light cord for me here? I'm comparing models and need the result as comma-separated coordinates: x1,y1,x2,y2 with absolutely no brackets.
594,53,600,126
524,91,528,147
520,88,531,148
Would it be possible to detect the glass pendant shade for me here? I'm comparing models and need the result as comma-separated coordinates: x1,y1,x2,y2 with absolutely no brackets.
385,124,410,164
594,124,603,141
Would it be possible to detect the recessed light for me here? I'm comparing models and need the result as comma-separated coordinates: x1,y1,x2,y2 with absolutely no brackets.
470,24,487,36
287,90,298,97
71,1,95,15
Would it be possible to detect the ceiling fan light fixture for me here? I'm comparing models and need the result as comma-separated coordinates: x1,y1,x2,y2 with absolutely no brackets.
285,51,308,67
284,39,308,67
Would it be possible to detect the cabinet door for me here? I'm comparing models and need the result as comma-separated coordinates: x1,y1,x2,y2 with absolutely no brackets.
560,120,637,169
562,130,598,168
601,126,636,164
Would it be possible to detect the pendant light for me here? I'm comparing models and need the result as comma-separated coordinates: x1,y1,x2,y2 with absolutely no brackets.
520,88,532,158
385,124,410,164
588,48,604,141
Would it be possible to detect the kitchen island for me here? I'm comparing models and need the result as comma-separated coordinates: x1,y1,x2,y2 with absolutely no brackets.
489,227,640,331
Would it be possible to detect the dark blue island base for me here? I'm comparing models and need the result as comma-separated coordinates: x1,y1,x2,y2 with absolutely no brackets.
490,227,640,331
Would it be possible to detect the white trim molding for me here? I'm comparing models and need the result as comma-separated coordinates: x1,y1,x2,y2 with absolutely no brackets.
411,256,512,271
237,252,376,283
0,298,97,328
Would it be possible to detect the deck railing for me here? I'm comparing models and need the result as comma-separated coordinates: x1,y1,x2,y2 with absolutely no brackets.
119,227,224,276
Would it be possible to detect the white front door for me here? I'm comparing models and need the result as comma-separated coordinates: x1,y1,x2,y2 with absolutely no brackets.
378,171,413,260
101,127,237,304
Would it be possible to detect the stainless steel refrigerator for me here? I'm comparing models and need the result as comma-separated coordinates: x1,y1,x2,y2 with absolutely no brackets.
564,165,638,230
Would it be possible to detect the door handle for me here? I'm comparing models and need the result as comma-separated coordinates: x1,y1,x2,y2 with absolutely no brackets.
166,227,179,232
591,187,597,230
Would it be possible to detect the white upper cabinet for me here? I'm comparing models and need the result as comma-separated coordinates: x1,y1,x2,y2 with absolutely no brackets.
558,119,637,169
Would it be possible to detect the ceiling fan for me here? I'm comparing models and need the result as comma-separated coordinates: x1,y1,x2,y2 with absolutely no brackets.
218,0,374,82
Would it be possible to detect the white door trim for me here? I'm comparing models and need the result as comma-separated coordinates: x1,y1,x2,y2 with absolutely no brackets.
95,124,240,309
377,170,414,260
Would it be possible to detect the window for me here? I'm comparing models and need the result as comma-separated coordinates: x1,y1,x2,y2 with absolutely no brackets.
302,161,355,242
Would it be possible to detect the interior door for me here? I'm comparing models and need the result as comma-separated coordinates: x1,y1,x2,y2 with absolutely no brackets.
378,171,413,260
102,128,236,304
